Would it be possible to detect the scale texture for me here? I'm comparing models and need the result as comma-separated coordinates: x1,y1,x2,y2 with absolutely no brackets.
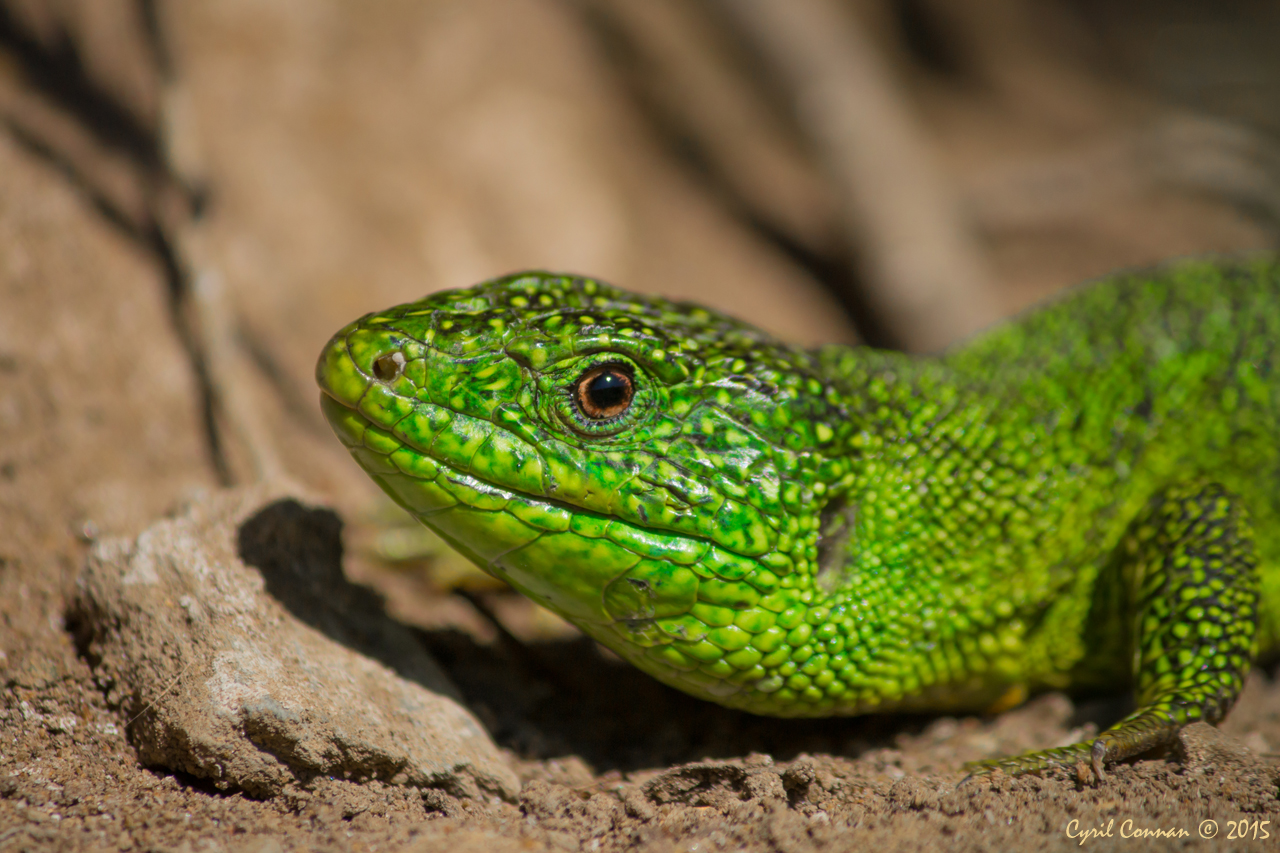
316,256,1280,775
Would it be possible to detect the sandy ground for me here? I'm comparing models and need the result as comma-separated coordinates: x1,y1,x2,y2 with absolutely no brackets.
3,1,1280,850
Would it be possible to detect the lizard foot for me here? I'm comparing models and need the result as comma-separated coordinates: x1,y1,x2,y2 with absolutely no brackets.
964,483,1258,785
961,705,1209,783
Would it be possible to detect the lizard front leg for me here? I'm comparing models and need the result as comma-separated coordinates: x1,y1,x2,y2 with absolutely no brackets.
967,481,1261,780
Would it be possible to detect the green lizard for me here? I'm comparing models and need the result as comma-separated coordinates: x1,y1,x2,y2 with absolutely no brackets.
316,256,1280,778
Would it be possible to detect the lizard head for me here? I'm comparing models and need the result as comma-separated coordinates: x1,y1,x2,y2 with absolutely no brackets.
317,271,857,712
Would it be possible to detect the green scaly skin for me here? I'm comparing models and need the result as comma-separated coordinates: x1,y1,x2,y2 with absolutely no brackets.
316,256,1280,778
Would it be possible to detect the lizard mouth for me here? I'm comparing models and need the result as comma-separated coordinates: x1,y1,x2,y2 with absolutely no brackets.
315,324,567,510
318,389,660,630
319,389,541,523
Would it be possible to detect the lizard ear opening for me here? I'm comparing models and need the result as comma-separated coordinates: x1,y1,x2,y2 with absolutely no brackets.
815,497,858,594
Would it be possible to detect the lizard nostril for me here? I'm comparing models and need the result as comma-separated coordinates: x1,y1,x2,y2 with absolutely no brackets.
372,351,405,382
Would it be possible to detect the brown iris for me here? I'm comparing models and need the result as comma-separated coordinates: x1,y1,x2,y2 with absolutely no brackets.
574,364,634,420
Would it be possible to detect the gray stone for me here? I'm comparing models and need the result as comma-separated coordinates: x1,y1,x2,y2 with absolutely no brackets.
1175,722,1260,777
72,487,520,801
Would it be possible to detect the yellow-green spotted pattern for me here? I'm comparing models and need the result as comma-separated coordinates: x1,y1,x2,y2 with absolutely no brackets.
317,258,1280,775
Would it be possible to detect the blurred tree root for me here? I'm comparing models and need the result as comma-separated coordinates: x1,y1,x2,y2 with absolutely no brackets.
568,0,1280,347
0,0,287,486
568,0,842,280
570,0,1001,349
711,0,1001,352
965,114,1280,237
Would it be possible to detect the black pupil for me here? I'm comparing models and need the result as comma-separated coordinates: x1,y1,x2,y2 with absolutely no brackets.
587,371,629,410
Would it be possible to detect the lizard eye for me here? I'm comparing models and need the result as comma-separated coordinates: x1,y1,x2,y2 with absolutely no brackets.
574,364,634,420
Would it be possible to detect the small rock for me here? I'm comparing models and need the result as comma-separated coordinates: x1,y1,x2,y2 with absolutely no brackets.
888,776,939,811
1175,722,1258,775
621,786,656,821
72,487,519,800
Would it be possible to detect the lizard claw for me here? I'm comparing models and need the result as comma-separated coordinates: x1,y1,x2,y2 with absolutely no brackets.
1090,738,1109,782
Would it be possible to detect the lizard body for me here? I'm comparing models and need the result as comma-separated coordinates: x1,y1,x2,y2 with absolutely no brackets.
317,256,1280,775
